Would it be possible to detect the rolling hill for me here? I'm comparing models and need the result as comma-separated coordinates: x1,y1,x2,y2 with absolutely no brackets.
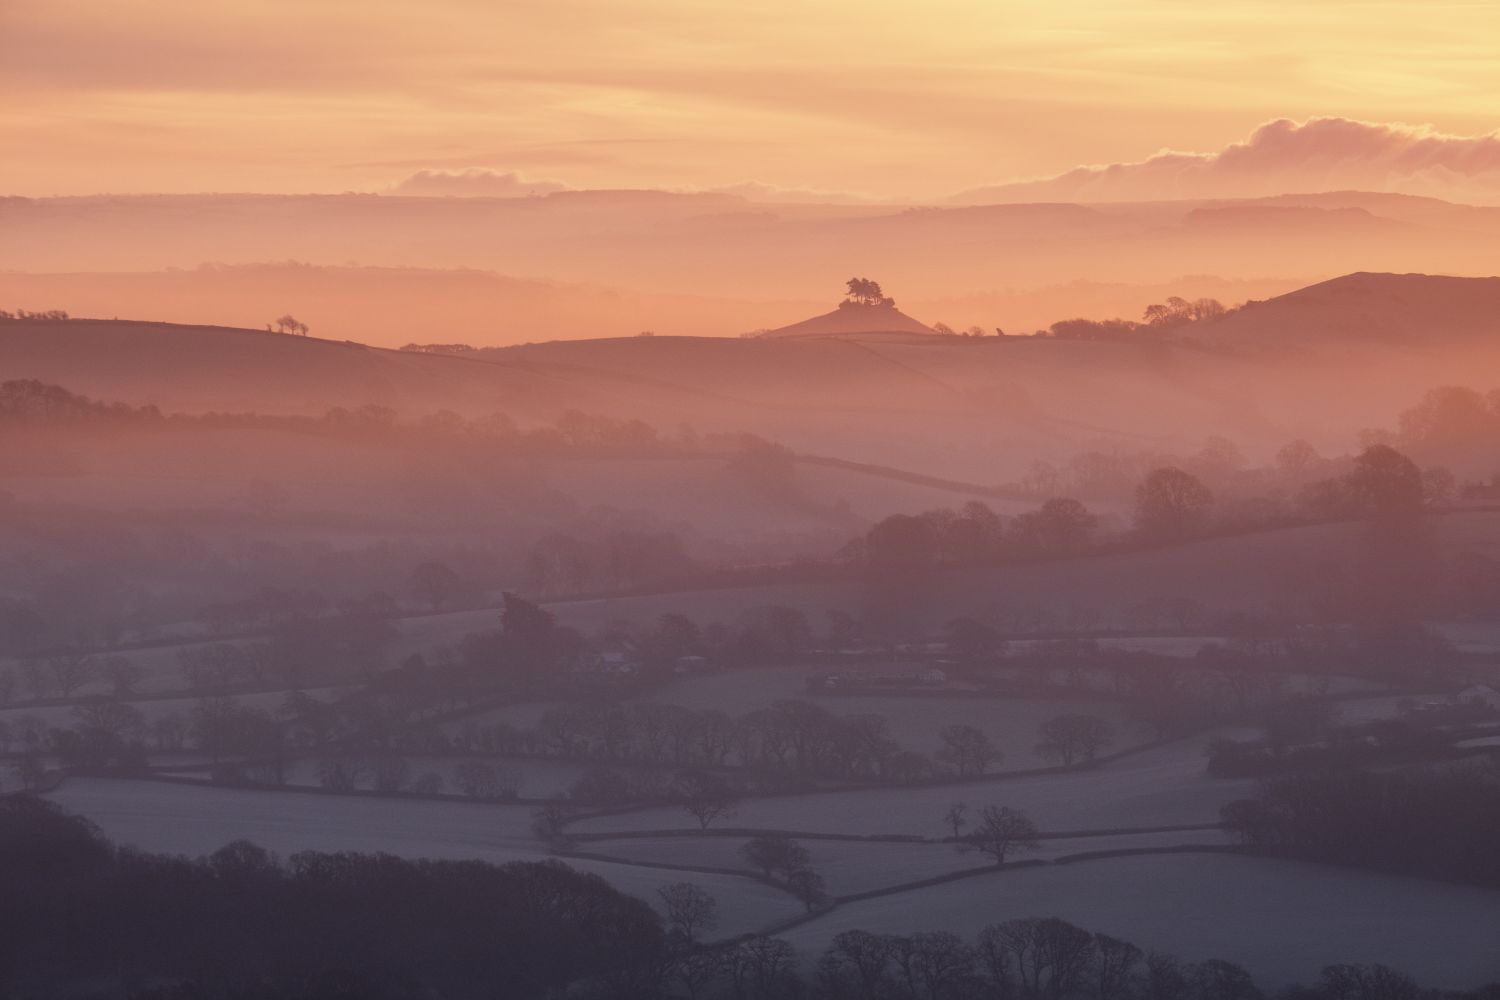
1189,271,1500,347
757,301,935,338
4,270,1499,479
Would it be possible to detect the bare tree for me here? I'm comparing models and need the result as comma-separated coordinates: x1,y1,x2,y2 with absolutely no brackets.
786,867,829,912
100,655,143,698
1092,933,1145,1000
531,802,573,844
271,314,310,336
675,770,740,830
1036,714,1114,767
726,936,800,1000
46,653,94,698
657,882,719,943
936,725,1001,776
962,805,1041,866
890,931,976,1000
990,917,1098,1000
13,752,45,790
668,950,724,1000
944,801,969,840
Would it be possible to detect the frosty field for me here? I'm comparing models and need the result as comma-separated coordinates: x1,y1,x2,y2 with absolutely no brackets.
570,736,1252,837
43,777,799,937
580,827,1236,896
780,853,1500,990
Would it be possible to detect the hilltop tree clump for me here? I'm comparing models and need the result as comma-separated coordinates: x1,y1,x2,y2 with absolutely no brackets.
268,314,309,336
0,309,69,321
842,277,895,308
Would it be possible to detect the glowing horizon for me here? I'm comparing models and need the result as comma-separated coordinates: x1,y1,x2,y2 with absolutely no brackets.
5,0,1500,199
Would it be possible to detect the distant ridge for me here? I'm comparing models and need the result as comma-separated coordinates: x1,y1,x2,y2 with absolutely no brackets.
1190,271,1500,346
757,301,935,339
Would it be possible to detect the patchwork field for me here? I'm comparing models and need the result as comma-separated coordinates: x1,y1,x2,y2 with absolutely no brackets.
43,777,799,937
579,827,1237,896
443,664,1141,770
569,736,1254,837
779,853,1500,991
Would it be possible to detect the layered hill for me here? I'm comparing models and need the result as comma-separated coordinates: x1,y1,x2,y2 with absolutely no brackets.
0,318,616,419
5,190,1500,327
757,301,935,338
1189,272,1500,348
5,271,1499,480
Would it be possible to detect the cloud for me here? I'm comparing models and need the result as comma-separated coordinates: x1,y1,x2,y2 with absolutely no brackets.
953,118,1500,205
389,169,570,198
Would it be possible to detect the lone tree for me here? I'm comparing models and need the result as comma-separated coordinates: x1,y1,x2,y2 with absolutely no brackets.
843,277,895,308
1134,467,1213,539
675,770,740,830
1036,714,1114,767
740,834,811,881
786,868,829,911
944,801,969,840
962,805,1041,866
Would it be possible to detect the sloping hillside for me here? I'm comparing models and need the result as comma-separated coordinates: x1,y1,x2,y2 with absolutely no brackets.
1192,272,1500,347
758,301,934,337
7,268,1500,481
0,318,616,418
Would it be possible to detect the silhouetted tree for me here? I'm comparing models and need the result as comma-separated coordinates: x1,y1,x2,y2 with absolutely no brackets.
271,314,310,336
962,805,1041,865
675,770,740,830
657,882,719,944
936,724,1001,776
1135,467,1213,538
740,834,811,881
1346,444,1423,515
1036,714,1114,766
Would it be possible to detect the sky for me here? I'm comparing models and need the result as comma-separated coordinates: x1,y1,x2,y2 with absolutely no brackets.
3,0,1500,199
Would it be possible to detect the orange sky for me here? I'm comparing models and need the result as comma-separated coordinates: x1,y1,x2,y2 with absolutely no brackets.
3,0,1500,198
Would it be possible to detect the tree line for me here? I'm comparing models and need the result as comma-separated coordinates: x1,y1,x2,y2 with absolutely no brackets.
1222,763,1500,888
4,795,1485,999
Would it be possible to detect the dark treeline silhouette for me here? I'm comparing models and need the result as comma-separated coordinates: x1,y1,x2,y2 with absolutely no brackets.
849,440,1438,572
4,795,1492,1000
0,308,69,321
399,341,477,354
0,796,666,999
1035,296,1229,342
1006,380,1500,510
1204,689,1500,779
1222,763,1500,888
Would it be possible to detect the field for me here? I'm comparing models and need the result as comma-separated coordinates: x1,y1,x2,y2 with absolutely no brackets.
44,777,800,938
779,853,1500,990
579,827,1236,896
569,736,1254,837
448,664,1138,769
